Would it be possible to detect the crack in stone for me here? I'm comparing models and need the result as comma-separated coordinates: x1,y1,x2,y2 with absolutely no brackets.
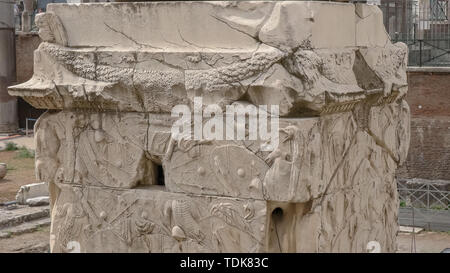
51,80,66,107
103,22,163,50
176,27,237,51
366,127,399,164
209,14,257,39
318,130,358,206
81,82,102,113
151,55,186,71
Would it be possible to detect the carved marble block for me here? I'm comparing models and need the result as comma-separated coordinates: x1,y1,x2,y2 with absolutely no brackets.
9,2,410,253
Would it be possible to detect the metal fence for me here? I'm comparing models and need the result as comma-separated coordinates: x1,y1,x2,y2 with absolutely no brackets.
397,179,450,231
380,0,450,66
398,179,450,209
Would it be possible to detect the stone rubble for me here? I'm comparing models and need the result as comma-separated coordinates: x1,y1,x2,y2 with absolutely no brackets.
16,182,49,205
26,196,50,207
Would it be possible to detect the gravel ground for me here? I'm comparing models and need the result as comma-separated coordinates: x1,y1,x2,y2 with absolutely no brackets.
0,226,50,253
0,150,36,203
397,231,450,253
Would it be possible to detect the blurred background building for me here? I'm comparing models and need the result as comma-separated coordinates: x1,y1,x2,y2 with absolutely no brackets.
380,0,450,66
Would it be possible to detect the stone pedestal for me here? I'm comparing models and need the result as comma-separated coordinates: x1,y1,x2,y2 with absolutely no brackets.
21,0,34,32
9,2,410,253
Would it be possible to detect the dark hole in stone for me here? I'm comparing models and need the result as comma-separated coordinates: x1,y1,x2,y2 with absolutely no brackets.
156,165,165,186
270,207,284,252
272,207,283,221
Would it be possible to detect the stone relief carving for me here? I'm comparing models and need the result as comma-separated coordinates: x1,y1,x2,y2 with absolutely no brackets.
35,12,68,46
9,2,410,253
49,185,267,253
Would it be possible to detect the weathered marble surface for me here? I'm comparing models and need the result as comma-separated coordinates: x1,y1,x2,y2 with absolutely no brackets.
9,1,410,253
9,2,407,116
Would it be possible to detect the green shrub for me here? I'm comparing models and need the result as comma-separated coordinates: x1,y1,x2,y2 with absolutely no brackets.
4,142,18,151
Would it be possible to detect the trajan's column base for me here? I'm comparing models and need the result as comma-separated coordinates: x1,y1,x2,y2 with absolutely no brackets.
9,2,410,253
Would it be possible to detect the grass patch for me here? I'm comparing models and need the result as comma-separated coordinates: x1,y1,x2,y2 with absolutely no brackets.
15,147,35,159
4,142,18,151
429,205,450,210
0,150,36,202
